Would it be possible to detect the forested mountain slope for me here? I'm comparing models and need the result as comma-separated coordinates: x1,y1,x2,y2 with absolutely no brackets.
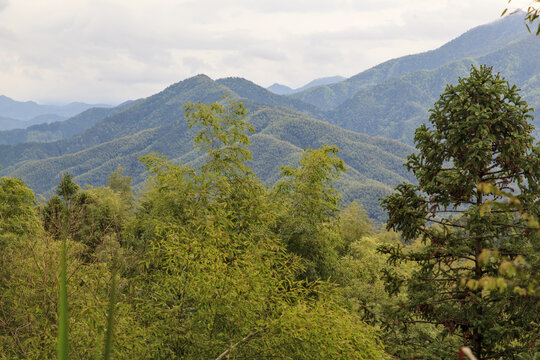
290,11,532,109
216,77,327,119
0,105,413,220
327,35,540,143
0,75,324,167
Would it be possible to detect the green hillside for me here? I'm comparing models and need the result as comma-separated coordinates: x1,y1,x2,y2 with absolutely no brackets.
0,103,413,220
0,74,325,165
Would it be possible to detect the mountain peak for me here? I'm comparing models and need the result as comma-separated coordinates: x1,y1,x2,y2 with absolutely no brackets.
267,76,346,95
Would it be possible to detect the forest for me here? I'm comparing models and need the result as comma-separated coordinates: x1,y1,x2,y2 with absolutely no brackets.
0,66,539,359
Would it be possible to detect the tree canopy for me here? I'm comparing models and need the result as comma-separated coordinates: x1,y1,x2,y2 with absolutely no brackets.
381,65,540,359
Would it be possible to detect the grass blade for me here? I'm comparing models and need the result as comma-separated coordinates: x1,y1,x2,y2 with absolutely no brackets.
103,269,118,360
57,237,69,360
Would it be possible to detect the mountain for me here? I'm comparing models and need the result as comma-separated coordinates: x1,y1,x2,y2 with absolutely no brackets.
0,101,138,145
267,76,346,95
0,116,27,131
326,34,540,144
216,77,327,119
267,83,294,95
0,95,112,130
290,11,532,110
294,76,346,93
0,75,413,221
24,114,67,126
0,114,69,131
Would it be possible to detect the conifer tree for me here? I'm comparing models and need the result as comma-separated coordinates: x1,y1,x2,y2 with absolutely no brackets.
380,65,540,359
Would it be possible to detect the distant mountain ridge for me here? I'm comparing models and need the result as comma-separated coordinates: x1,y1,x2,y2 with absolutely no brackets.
267,83,294,95
0,116,26,131
0,95,111,130
325,34,540,143
290,11,532,110
267,76,346,95
0,114,68,131
0,101,137,145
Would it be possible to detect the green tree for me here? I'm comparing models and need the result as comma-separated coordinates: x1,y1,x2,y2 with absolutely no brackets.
42,174,132,258
107,165,134,203
380,65,540,359
131,99,385,359
42,173,81,239
0,177,40,248
56,173,80,205
338,200,375,255
73,186,132,256
273,144,346,280
334,205,462,358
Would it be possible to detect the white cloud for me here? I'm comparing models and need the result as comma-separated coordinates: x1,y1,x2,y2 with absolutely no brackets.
0,0,533,104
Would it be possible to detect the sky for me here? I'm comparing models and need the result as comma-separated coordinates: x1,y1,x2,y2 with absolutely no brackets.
0,0,533,104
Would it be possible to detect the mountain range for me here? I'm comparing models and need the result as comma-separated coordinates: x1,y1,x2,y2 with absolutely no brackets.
0,11,537,220
0,95,111,131
267,76,346,95
0,75,413,220
290,12,532,110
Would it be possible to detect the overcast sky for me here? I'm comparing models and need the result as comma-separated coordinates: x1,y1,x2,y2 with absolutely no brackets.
0,0,532,104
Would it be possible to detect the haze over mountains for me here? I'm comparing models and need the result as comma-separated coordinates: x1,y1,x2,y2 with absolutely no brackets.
267,76,346,95
0,11,537,220
0,95,111,131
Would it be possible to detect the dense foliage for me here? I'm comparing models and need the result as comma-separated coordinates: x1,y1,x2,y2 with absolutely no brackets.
381,65,539,359
0,98,390,359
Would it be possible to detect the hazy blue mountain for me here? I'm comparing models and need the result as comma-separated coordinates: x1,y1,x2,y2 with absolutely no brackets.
290,11,532,109
294,76,346,93
0,102,137,145
0,95,111,123
0,116,27,131
267,76,346,95
0,113,68,131
267,83,294,95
